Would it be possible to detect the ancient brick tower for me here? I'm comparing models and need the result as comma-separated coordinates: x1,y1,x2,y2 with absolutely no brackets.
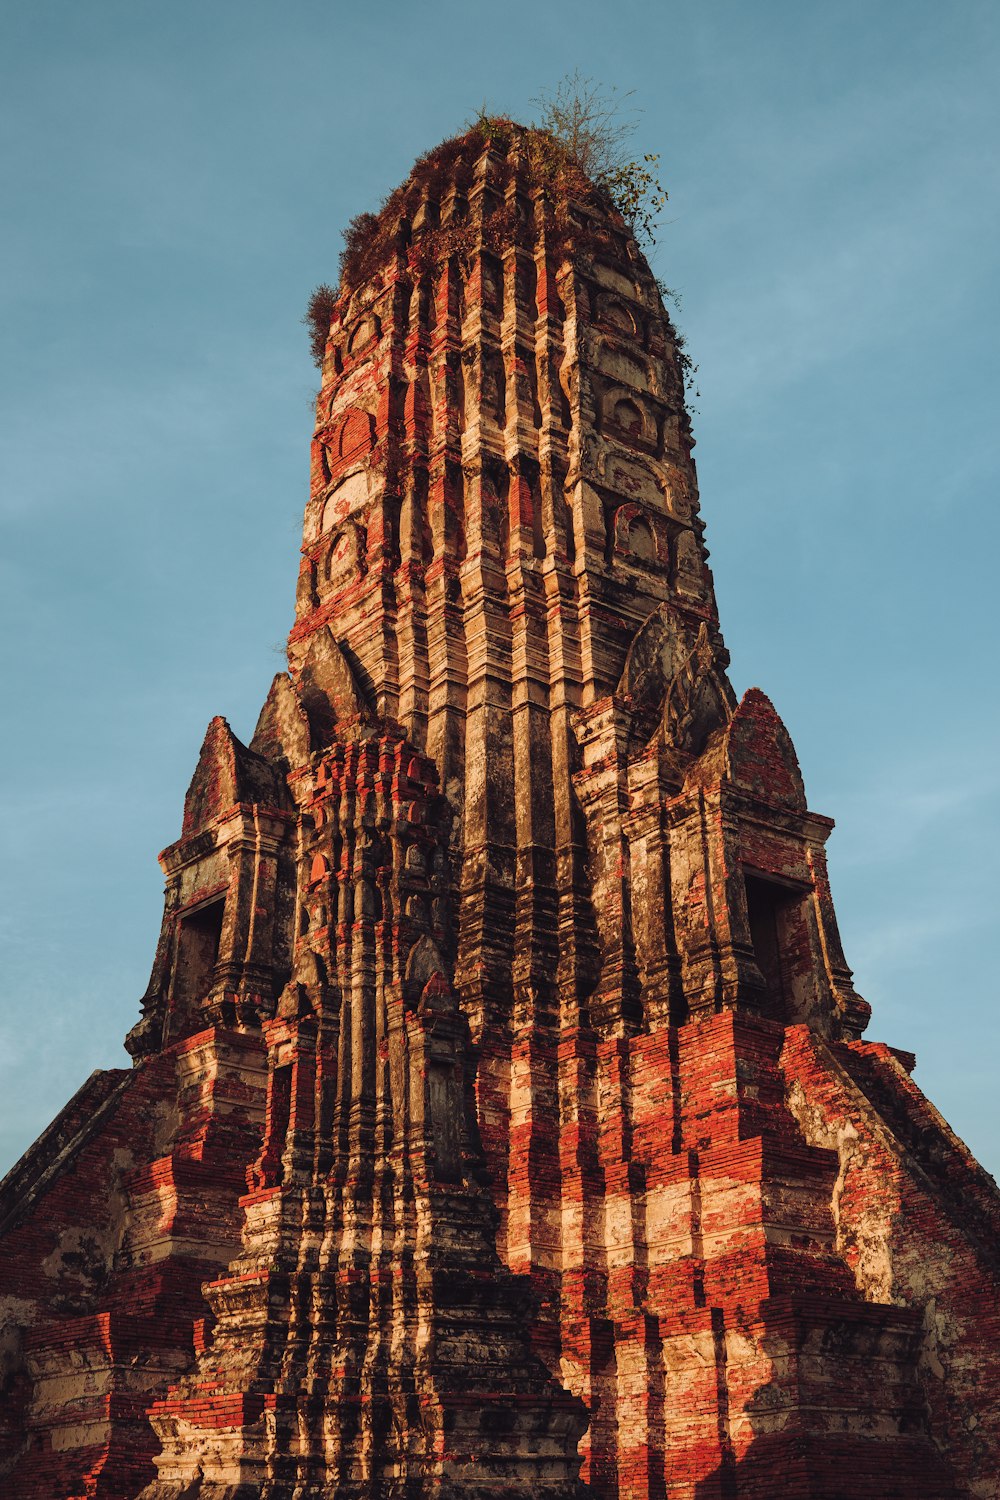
2,123,999,1500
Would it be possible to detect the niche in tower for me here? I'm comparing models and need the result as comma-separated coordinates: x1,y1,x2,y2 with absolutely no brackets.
742,870,808,1024
172,897,225,1017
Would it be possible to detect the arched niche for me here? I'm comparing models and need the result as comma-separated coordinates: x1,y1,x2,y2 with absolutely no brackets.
611,502,669,569
604,387,656,447
321,470,370,532
334,408,375,462
405,933,448,992
347,312,379,356
613,396,643,436
322,524,366,591
627,515,655,562
595,292,639,339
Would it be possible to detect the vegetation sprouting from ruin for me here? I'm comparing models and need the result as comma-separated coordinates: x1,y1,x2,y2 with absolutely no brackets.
304,284,339,367
305,76,678,372
529,71,668,244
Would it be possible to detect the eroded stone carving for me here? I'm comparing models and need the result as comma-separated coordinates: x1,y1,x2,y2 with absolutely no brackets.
3,122,1000,1500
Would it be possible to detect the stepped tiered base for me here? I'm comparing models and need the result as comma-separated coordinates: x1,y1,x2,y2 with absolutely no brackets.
0,1030,266,1498
467,1007,997,1498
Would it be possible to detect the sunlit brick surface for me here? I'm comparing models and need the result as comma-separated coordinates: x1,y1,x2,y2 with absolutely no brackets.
2,126,998,1499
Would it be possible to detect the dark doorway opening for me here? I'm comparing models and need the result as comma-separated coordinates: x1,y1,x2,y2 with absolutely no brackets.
743,873,798,1023
173,899,225,1014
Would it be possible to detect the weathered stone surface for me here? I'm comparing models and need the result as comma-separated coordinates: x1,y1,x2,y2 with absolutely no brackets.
2,123,998,1498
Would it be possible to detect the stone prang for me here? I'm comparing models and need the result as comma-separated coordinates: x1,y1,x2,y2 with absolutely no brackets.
2,124,999,1500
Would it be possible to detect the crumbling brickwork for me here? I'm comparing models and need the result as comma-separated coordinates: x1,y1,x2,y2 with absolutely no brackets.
2,124,998,1499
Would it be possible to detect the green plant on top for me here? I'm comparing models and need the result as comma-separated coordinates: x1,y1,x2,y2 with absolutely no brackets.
530,71,668,243
303,283,339,367
306,76,679,368
470,74,667,243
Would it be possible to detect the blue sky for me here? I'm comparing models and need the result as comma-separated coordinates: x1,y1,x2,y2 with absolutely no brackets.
1,0,997,1177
